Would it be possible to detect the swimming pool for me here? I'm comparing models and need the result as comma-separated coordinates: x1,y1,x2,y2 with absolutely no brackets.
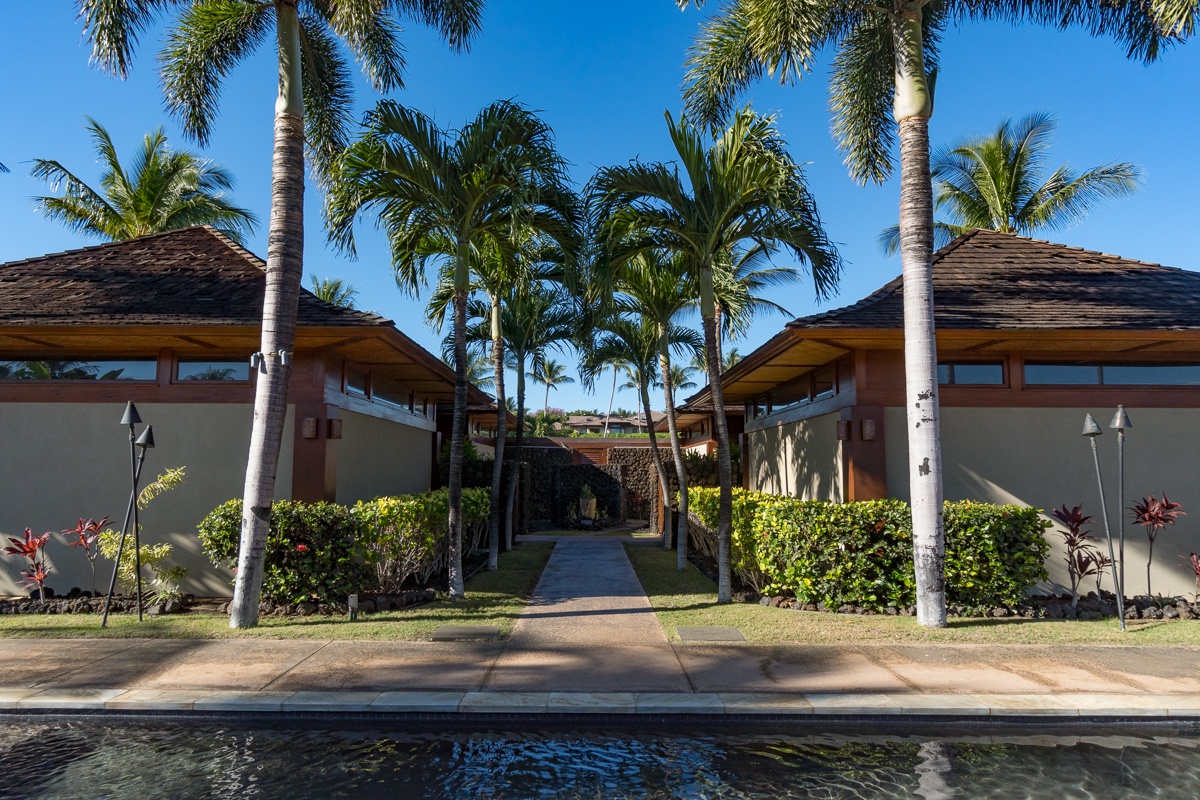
2,719,1198,799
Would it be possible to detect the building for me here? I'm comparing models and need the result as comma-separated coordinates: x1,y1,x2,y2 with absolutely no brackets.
676,230,1200,597
0,227,489,596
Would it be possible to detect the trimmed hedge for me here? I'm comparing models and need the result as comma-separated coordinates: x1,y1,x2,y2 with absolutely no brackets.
197,489,490,603
198,500,373,605
687,489,1050,609
354,488,489,592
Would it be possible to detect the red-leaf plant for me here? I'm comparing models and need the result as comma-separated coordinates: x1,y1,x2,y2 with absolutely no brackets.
1180,553,1200,596
1131,494,1185,596
62,517,108,596
3,528,52,601
1052,504,1102,612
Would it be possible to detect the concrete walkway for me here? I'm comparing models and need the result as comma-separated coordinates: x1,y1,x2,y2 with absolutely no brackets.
1,534,1200,719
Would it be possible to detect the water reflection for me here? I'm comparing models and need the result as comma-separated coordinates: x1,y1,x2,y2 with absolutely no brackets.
0,722,1197,800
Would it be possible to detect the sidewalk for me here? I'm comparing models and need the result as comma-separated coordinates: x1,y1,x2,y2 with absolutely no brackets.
2,535,1199,719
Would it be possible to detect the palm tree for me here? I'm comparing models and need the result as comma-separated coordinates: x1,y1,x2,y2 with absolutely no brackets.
583,316,702,542
594,110,840,601
669,364,698,398
81,0,482,628
328,101,578,596
308,274,359,308
680,0,1186,626
878,113,1142,254
32,118,257,244
530,358,574,421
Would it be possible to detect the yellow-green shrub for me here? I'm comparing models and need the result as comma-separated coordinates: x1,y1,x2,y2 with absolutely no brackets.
687,489,1049,609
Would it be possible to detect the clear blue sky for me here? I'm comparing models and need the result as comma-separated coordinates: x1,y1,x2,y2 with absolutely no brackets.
3,3,1198,414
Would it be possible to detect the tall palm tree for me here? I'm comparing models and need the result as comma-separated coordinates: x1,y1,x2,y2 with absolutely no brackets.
32,118,257,244
584,316,702,541
879,113,1142,254
308,274,359,308
81,0,482,628
328,100,577,597
594,110,840,600
530,358,574,421
605,250,697,562
669,364,698,398
680,0,1186,626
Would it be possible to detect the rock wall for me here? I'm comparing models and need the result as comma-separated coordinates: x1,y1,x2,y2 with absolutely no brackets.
521,446,573,520
551,464,624,524
442,458,532,538
609,447,665,526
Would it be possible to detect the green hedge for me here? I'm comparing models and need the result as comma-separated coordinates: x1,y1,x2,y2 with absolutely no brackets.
197,489,491,604
354,488,490,592
687,489,1049,609
198,500,374,604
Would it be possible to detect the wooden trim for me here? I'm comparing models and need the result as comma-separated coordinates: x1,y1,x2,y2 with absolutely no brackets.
841,405,887,501
745,388,857,432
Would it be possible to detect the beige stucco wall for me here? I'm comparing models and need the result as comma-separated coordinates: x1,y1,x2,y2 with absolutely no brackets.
747,411,842,501
885,406,1200,598
0,403,294,597
335,410,433,504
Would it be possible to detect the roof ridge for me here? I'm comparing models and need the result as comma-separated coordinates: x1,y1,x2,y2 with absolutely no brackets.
957,227,1173,271
0,225,222,270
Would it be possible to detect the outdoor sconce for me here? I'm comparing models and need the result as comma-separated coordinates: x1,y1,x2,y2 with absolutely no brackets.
861,419,877,441
249,352,261,369
328,419,343,439
301,418,319,439
1081,412,1126,631
836,420,851,441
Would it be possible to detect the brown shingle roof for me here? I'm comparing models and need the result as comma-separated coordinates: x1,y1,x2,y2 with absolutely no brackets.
0,226,390,327
789,229,1200,331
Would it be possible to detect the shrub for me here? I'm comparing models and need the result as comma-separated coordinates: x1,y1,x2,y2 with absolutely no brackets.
687,489,1049,609
198,500,373,604
352,488,489,592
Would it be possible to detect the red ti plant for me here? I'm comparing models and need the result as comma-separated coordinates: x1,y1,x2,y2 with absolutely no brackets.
1180,553,1200,596
62,517,108,596
3,528,52,601
1130,494,1185,596
1052,504,1102,612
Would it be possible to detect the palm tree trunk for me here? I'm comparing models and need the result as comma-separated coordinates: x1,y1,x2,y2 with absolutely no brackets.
543,383,550,420
504,354,527,548
603,367,617,437
447,253,470,598
894,8,946,628
487,296,506,570
699,264,733,603
659,325,689,568
640,378,671,545
230,4,305,629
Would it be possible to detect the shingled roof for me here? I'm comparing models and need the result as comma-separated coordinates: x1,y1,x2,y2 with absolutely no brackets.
790,229,1200,331
0,226,390,327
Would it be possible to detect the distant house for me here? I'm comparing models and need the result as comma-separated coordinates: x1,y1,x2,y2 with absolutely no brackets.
557,412,663,436
675,230,1200,596
0,227,489,595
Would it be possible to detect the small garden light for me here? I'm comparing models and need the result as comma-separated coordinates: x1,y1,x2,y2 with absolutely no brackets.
1082,412,1126,631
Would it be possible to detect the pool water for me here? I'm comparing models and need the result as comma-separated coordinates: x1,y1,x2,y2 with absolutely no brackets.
1,720,1198,799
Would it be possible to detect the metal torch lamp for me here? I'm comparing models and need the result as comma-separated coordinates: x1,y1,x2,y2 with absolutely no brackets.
1109,406,1132,599
101,403,154,628
1082,414,1126,631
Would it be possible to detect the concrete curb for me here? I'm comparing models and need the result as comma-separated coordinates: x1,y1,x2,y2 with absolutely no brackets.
4,687,1200,720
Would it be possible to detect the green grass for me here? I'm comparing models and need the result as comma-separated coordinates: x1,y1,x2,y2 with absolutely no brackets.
0,542,554,641
624,543,1200,646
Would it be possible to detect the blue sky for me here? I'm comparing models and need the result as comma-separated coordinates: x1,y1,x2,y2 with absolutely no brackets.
3,2,1198,414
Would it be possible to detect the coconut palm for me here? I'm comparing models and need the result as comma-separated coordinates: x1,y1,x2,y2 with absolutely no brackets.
308,274,359,308
669,364,698,397
80,0,482,628
594,110,840,601
530,358,575,421
879,113,1142,254
680,0,1187,626
31,118,257,244
327,100,578,598
583,316,703,541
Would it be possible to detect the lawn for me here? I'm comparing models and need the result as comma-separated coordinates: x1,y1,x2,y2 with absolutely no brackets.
0,542,554,641
625,543,1200,646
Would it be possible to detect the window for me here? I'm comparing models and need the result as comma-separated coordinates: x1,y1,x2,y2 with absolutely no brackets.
177,359,249,381
0,358,156,381
1025,362,1200,386
372,374,411,411
812,365,836,400
938,362,1004,385
345,365,369,397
